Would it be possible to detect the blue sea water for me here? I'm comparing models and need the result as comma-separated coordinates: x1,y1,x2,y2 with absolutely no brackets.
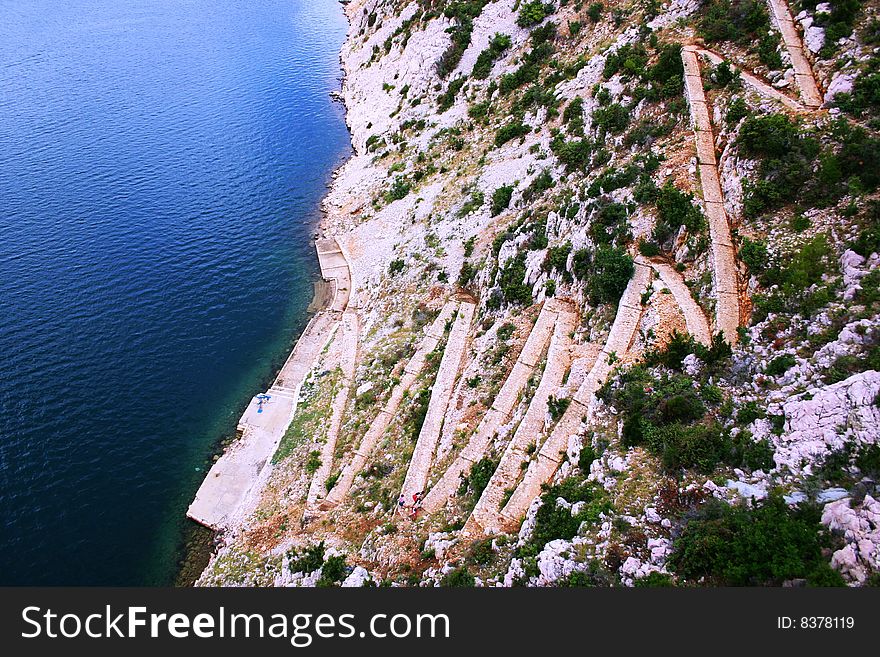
0,0,351,585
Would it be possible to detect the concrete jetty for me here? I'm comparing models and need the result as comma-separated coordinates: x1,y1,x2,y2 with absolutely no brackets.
187,237,352,530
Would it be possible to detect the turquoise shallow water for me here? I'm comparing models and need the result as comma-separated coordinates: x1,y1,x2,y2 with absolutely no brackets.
0,0,351,585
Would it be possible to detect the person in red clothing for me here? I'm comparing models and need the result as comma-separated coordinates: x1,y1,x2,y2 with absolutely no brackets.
410,491,423,519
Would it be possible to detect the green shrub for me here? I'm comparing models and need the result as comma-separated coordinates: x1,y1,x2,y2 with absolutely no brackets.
562,97,585,135
460,457,497,498
491,184,515,216
440,567,475,587
835,56,880,118
593,103,630,133
458,260,477,287
670,495,842,586
519,478,611,555
547,395,571,421
638,240,661,257
498,253,533,305
587,2,604,22
517,1,554,28
544,242,572,281
726,96,749,126
653,182,704,244
472,32,512,79
495,121,530,147
389,258,406,275
766,354,796,376
603,43,648,80
578,442,597,472
305,450,321,474
634,572,675,587
289,542,326,574
698,0,781,68
739,237,768,275
643,421,729,473
737,400,766,426
585,246,634,305
437,77,466,111
551,135,593,171
436,1,492,78
317,554,347,587
386,176,412,202
710,60,740,87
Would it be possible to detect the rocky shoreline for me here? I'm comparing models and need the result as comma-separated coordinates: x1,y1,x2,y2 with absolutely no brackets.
192,0,880,587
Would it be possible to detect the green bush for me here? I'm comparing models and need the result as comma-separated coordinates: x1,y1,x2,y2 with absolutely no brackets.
460,457,497,498
289,542,326,574
562,97,585,135
739,237,768,275
653,182,704,244
547,395,571,421
495,121,530,147
386,176,412,202
543,242,572,279
517,1,554,28
317,554,347,587
587,2,604,22
436,1,492,78
766,354,796,376
551,135,593,171
603,43,648,80
593,102,630,133
437,77,466,111
835,56,880,118
698,0,781,68
670,495,843,586
585,246,634,305
498,253,533,305
472,32,512,79
638,240,661,257
440,567,475,587
389,258,406,275
519,478,611,555
490,184,514,216
305,450,321,474
726,97,749,126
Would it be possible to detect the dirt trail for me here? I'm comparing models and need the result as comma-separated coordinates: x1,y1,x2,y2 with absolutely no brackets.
464,308,579,535
320,301,459,509
491,259,653,531
420,299,575,515
694,47,809,112
305,311,359,510
682,46,742,343
649,260,712,346
401,302,476,500
765,0,823,108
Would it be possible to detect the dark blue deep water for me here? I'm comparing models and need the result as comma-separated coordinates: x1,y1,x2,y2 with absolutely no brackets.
0,0,351,585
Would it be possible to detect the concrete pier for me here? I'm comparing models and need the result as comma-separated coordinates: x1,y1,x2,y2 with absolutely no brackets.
187,237,352,530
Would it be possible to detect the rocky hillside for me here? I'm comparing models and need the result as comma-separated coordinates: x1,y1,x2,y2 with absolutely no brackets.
196,0,880,588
